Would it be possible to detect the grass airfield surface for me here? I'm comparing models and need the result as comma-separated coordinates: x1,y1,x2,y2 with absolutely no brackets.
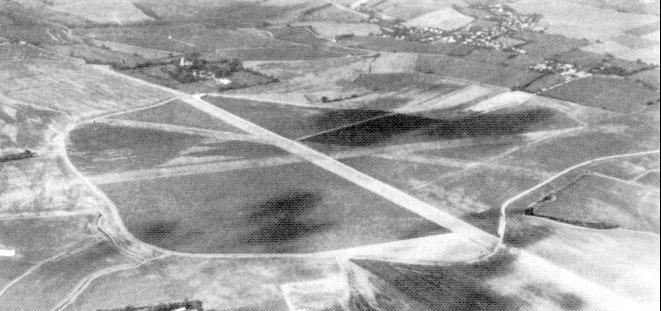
1,0,660,310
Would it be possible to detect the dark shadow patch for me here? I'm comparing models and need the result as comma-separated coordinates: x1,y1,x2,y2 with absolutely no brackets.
308,109,390,132
237,191,334,252
132,220,206,249
303,108,555,147
557,293,586,310
351,252,524,310
503,215,555,247
400,222,451,240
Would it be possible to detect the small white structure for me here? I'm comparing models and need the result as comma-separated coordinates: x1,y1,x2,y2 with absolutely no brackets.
0,249,16,257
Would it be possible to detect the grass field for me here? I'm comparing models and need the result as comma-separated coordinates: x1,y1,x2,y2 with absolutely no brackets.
112,100,245,134
541,77,658,113
509,215,660,303
43,44,147,68
0,241,136,311
412,166,546,234
511,0,660,41
587,153,659,181
100,161,446,253
203,45,347,61
499,113,658,173
416,54,545,89
0,59,171,117
0,215,101,261
49,0,152,24
339,36,477,56
67,122,210,175
340,156,460,191
64,256,340,311
403,7,474,30
638,171,661,188
529,173,659,233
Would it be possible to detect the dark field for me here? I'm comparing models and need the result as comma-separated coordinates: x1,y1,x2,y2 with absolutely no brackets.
416,54,544,89
541,77,658,113
351,254,538,311
112,100,245,133
0,241,135,311
301,108,558,149
206,97,390,139
529,174,660,233
100,161,446,254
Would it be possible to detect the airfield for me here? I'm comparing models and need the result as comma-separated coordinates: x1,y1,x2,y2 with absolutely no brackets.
0,0,660,310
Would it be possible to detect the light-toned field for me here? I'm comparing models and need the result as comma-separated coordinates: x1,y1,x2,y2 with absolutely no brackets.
511,0,660,41
403,7,474,30
0,59,172,117
49,0,152,24
295,22,382,39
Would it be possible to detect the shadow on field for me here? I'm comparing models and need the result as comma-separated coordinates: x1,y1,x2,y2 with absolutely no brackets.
303,108,555,147
238,190,334,252
351,252,531,310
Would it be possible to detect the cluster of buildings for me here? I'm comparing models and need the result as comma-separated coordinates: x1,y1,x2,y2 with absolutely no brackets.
531,60,592,81
362,4,541,53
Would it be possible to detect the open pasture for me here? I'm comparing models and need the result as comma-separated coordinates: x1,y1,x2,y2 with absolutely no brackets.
63,256,340,311
529,173,659,233
339,36,477,56
511,0,660,41
203,45,347,61
112,100,245,134
100,161,446,253
507,215,660,304
340,156,460,192
0,241,136,311
403,7,474,31
0,215,101,261
416,54,544,89
0,59,172,117
541,76,658,113
49,0,152,24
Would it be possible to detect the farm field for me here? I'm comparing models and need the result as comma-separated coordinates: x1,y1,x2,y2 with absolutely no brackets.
99,161,447,253
541,77,658,113
528,173,660,233
338,36,477,56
